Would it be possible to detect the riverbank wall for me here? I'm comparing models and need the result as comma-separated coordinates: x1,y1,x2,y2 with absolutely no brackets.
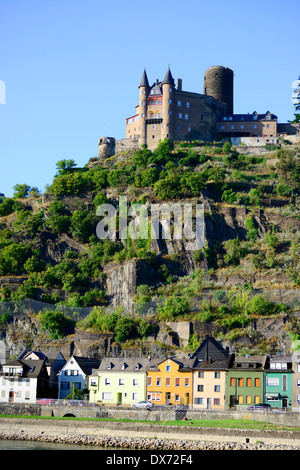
1,417,300,450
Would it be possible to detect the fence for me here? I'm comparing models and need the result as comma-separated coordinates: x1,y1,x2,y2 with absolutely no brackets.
0,287,299,321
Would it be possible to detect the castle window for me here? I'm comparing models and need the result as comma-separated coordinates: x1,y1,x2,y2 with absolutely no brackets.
231,125,234,129
188,127,191,132
241,125,244,129
178,101,181,106
178,125,180,130
179,113,182,119
185,114,188,120
229,117,233,121
186,102,190,108
169,99,172,104
169,88,172,92
168,110,171,115
221,125,224,129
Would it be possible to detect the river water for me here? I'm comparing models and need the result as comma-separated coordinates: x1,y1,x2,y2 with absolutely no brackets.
0,439,109,450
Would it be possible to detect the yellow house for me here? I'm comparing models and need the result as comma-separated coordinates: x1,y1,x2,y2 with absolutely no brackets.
146,357,194,407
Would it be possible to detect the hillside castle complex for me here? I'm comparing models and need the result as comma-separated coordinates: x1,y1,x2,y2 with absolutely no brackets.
98,66,299,158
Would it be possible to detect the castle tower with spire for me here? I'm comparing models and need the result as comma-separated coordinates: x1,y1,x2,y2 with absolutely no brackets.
125,66,232,150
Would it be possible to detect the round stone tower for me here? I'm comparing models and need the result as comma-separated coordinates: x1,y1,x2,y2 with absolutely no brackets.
98,137,116,160
204,66,234,114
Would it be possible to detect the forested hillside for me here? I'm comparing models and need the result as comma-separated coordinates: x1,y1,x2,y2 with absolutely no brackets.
0,139,299,358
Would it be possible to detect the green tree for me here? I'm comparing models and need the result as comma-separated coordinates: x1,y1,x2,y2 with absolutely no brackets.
157,295,190,321
55,159,77,176
13,184,31,198
38,310,69,339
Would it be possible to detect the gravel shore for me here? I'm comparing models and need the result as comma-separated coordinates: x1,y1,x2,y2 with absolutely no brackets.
1,428,300,451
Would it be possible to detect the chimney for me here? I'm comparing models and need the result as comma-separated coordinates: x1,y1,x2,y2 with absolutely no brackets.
177,78,182,91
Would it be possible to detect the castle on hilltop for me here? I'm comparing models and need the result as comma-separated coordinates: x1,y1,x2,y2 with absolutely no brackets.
98,66,299,159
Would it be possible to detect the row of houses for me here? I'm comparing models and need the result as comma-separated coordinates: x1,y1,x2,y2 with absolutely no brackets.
1,337,300,411
89,337,299,411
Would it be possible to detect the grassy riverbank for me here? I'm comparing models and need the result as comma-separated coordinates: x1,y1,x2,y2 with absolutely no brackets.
0,414,298,432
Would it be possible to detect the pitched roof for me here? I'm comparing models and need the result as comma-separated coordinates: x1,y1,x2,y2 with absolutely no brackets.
139,69,150,88
190,336,229,362
97,357,150,372
2,359,47,378
162,67,175,86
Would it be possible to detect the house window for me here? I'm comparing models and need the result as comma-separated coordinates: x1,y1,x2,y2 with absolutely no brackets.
213,398,221,406
255,378,260,387
175,394,180,402
184,378,190,387
156,377,161,386
197,384,204,392
214,385,220,392
238,378,243,387
102,392,112,400
238,395,243,404
196,398,204,405
133,379,138,386
166,377,171,386
246,396,251,404
246,378,251,387
198,371,204,378
61,382,69,390
175,377,180,387
105,378,111,386
119,379,125,386
214,372,220,379
132,393,138,401
166,365,171,372
230,378,235,387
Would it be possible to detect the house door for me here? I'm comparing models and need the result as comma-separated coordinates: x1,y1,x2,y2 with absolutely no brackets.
184,393,189,406
165,392,171,405
117,393,122,405
230,395,235,408
9,391,14,403
282,398,288,409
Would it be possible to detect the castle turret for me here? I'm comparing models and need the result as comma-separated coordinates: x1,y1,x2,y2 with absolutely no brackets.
161,67,175,141
138,69,150,146
204,66,234,114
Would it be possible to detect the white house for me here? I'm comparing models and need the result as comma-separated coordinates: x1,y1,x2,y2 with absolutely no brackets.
0,358,49,404
57,355,99,399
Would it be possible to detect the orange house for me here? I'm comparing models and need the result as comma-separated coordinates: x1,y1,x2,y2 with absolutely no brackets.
146,357,194,406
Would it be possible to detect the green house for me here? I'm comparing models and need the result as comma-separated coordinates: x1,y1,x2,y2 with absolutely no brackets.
264,355,293,409
225,355,265,409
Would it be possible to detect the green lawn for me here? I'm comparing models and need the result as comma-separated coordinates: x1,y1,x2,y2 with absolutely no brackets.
0,414,299,432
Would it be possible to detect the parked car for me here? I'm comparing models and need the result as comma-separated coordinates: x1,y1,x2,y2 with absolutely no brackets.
247,403,271,411
36,398,55,405
131,401,154,409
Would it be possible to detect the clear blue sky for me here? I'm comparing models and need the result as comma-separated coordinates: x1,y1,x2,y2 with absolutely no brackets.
0,0,299,197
